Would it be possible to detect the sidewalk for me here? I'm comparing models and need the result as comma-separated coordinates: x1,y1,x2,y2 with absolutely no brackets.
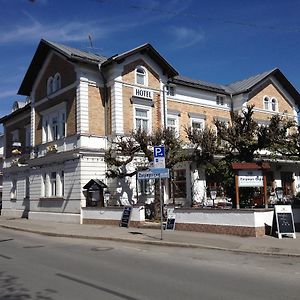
0,217,299,257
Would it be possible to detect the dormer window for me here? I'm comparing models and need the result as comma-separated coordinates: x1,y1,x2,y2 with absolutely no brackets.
136,66,147,86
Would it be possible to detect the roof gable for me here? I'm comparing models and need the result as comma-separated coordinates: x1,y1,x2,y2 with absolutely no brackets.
102,43,178,78
18,39,107,96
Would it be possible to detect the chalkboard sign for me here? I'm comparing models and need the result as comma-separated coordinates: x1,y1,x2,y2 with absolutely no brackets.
165,214,176,230
274,205,296,239
120,206,132,228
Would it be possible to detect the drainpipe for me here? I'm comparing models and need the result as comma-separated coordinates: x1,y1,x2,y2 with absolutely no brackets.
162,83,168,130
98,64,109,136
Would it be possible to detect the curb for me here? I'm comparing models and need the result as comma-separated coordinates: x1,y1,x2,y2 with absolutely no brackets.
1,224,300,258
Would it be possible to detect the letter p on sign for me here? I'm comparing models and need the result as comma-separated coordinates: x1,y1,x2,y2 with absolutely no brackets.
154,146,165,157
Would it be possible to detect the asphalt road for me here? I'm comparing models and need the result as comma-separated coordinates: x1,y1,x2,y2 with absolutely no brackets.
0,227,299,300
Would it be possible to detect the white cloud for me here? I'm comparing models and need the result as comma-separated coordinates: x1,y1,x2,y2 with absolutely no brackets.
0,12,129,45
0,90,17,99
169,26,205,49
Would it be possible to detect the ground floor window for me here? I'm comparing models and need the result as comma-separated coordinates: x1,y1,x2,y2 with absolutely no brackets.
41,171,64,198
172,169,187,198
10,179,17,199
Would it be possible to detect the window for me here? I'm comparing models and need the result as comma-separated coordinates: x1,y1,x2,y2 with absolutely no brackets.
47,77,53,95
271,98,277,111
41,171,64,198
135,107,150,132
47,73,61,95
191,118,205,131
42,104,67,143
264,97,270,110
166,85,176,96
10,179,17,199
139,179,154,195
167,115,179,136
216,95,225,106
53,73,61,92
136,66,146,85
172,170,187,198
50,172,57,196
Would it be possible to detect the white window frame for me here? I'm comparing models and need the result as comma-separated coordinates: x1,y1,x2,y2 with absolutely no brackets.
216,95,225,106
191,117,205,131
166,85,176,97
53,73,61,92
135,66,148,86
271,97,277,112
167,114,179,136
50,172,57,197
47,77,53,95
41,102,67,143
263,96,270,110
134,105,152,133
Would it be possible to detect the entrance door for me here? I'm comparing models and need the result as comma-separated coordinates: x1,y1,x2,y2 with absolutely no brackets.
281,172,294,197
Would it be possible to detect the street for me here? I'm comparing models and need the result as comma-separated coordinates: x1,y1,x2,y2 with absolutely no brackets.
0,227,299,300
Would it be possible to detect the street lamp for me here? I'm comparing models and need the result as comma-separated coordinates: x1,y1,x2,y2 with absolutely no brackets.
275,187,284,203
209,188,217,208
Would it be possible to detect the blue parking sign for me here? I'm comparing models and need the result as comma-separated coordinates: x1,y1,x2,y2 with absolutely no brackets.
154,146,165,157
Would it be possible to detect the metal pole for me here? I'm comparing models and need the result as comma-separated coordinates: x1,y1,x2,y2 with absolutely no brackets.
160,176,163,240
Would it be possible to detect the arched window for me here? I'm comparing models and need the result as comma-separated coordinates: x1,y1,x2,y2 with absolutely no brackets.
271,98,277,111
47,77,53,95
53,73,61,92
263,96,269,110
136,66,147,85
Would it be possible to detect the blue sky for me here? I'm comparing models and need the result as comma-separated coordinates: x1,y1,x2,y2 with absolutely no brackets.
0,0,300,118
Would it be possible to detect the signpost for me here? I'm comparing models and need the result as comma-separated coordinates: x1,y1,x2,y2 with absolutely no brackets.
137,145,169,240
274,205,296,239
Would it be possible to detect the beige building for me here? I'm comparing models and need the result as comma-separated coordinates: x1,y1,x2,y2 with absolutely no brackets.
0,39,299,222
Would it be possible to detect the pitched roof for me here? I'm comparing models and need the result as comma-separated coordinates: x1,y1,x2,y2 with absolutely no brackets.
226,68,278,94
102,43,178,78
83,179,107,190
18,40,178,96
172,68,300,105
18,39,108,96
172,75,227,93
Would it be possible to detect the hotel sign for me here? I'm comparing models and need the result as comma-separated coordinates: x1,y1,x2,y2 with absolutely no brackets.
238,170,263,187
133,87,153,100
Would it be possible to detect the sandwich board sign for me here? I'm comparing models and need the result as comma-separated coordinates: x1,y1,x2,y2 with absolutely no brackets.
274,205,296,239
120,206,132,228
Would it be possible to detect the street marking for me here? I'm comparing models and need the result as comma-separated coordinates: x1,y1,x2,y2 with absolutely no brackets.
0,238,14,243
56,273,139,300
0,254,12,260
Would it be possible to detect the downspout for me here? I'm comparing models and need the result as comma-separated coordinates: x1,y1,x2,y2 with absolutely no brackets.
98,63,109,136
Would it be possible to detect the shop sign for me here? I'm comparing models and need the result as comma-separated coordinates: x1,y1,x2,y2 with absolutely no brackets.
238,170,263,187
